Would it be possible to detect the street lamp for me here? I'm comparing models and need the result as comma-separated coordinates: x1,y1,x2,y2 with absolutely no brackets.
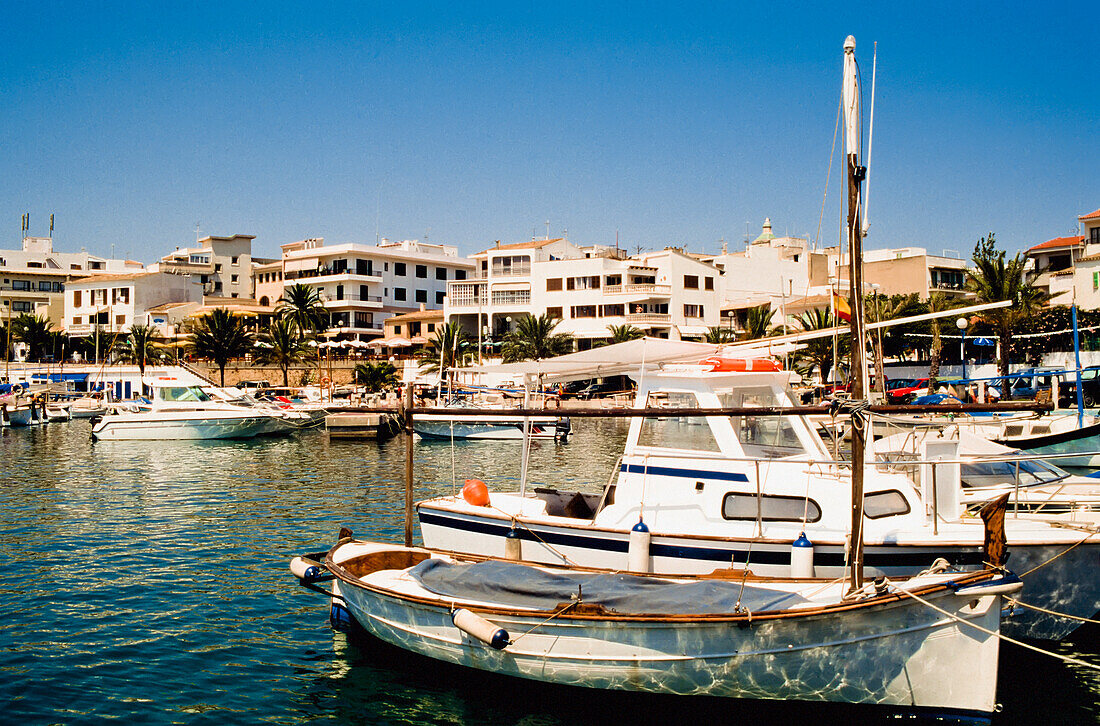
956,316,969,385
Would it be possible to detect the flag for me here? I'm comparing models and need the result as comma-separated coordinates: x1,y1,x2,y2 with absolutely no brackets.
833,292,852,323
50,214,54,233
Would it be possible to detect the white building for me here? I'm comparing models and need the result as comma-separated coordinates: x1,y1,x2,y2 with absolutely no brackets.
275,238,475,340
64,271,203,338
445,238,721,347
0,235,143,326
150,234,256,299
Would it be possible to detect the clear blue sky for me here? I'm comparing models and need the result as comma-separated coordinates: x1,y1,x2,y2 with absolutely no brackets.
1,1,1096,262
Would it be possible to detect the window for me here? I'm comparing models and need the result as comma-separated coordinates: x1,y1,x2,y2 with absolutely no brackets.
112,288,130,304
335,285,344,300
357,259,373,276
436,291,445,305
684,275,699,289
683,304,704,318
39,281,52,291
416,265,428,278
455,269,467,280
360,285,369,299
259,296,270,306
863,490,911,519
27,261,42,268
546,306,563,319
12,280,31,291
231,274,239,283
394,325,402,334
704,277,714,290
395,262,406,276
384,262,389,272
570,305,597,318
436,267,447,280
600,304,624,317
1092,227,1100,245
637,391,720,451
115,314,126,325
354,312,373,327
11,301,31,312
215,263,222,272
427,323,436,333
567,276,600,290
605,275,622,286
231,256,239,265
491,255,531,277
1094,272,1099,292
72,316,81,325
719,388,807,459
722,493,822,523
89,261,104,270
73,290,81,307
394,287,406,301
71,264,81,270
546,278,563,291
415,289,427,303
410,322,421,335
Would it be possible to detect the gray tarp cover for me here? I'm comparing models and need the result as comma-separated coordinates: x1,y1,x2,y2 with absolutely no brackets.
409,559,809,614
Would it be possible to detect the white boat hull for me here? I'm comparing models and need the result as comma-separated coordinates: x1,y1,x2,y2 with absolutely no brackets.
91,414,274,440
414,414,567,441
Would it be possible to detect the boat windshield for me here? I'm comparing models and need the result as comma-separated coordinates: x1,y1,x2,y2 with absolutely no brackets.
718,387,808,459
962,457,1069,488
636,391,722,452
157,386,213,403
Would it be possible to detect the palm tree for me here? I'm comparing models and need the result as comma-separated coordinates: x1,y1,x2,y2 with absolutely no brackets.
864,293,920,395
742,304,774,341
355,360,400,393
705,326,738,343
189,308,255,386
925,293,958,392
418,321,471,375
12,314,53,361
606,324,645,344
276,283,328,340
792,308,848,384
254,318,311,387
501,313,575,362
966,233,1049,380
116,324,162,378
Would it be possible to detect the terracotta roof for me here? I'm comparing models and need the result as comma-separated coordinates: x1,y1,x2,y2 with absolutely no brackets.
475,238,563,255
1028,235,1084,253
385,309,444,323
1051,268,1075,276
1076,253,1100,264
146,301,199,312
68,271,159,284
1080,208,1100,221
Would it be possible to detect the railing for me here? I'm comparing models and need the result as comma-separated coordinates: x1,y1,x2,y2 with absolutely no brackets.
285,268,381,281
625,313,671,323
449,295,489,308
603,284,671,296
321,294,383,303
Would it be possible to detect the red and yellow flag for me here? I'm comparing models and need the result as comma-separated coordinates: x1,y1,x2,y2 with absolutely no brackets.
833,293,852,323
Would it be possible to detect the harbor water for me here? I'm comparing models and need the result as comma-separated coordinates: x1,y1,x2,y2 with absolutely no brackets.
1,419,1098,724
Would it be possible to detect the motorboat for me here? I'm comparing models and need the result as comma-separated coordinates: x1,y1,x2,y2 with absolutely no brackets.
91,378,278,441
45,403,71,422
290,538,1018,720
413,400,570,441
416,360,1100,640
67,393,110,419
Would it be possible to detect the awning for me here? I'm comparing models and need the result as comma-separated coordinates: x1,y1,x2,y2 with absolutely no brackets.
31,373,88,382
676,325,709,336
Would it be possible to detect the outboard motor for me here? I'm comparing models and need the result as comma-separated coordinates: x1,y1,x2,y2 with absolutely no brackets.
554,417,572,442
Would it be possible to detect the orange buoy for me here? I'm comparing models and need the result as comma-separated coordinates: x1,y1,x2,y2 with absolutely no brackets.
699,356,782,373
462,479,491,506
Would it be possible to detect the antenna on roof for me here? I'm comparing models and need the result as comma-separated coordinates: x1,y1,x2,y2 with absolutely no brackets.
545,220,550,240
195,222,201,243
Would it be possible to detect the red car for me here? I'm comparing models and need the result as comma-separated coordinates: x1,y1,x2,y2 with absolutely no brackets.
886,378,930,404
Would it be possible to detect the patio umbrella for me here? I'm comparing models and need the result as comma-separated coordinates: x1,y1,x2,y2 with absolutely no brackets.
386,337,412,348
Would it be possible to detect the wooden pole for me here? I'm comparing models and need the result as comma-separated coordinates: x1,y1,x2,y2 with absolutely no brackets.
847,157,867,592
403,382,415,547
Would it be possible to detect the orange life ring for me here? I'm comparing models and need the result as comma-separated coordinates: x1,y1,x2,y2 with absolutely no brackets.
321,376,331,386
699,356,782,373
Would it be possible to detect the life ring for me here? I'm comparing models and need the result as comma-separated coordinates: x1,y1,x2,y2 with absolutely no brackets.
699,356,782,372
321,377,331,386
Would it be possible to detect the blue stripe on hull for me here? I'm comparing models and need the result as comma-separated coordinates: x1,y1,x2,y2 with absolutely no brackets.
620,463,749,483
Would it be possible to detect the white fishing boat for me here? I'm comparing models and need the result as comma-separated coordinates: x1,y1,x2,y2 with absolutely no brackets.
291,537,1018,720
45,403,72,422
67,393,110,419
91,378,277,441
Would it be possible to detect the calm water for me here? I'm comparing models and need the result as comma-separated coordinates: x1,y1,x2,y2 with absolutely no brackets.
1,419,1098,725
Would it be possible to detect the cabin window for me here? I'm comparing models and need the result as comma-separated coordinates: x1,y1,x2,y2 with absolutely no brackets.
862,490,910,519
722,493,821,523
636,391,721,452
719,388,807,459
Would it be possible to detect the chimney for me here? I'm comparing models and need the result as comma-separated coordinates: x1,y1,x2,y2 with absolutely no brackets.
419,303,425,312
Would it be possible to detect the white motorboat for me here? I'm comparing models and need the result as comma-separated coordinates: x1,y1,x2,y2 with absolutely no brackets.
45,403,71,422
417,360,1100,640
291,539,1018,720
91,379,278,441
414,401,570,441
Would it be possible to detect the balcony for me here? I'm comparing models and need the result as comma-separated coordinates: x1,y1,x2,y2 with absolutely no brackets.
322,294,384,309
448,294,489,308
285,268,383,284
159,260,214,276
625,313,672,324
603,284,672,296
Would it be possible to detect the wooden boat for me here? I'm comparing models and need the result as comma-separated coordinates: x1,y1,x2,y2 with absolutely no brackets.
291,537,1018,721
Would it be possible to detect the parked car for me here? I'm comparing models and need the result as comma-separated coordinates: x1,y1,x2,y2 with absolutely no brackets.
886,378,930,404
576,376,635,400
988,367,1061,401
1057,366,1100,408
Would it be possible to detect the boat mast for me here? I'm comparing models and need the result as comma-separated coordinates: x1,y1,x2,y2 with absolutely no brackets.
843,35,868,592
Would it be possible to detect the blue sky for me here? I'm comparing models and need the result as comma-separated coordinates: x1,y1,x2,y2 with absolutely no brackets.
1,2,1096,262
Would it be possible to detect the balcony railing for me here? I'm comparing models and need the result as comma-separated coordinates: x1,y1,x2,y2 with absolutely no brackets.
603,283,672,296
285,268,381,281
449,294,489,308
321,294,384,304
625,313,672,324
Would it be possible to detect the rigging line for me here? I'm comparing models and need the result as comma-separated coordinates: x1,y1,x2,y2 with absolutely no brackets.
491,506,578,567
1018,529,1098,577
893,580,1100,673
815,95,844,250
508,600,578,645
1005,597,1100,625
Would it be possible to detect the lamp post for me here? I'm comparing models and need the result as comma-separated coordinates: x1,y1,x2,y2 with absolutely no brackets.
956,316,969,385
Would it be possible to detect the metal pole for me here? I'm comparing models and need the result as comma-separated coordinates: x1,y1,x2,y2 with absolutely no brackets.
961,328,967,386
1073,303,1084,428
403,382,415,547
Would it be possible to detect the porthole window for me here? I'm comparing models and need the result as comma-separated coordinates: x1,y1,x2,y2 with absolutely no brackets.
722,493,821,523
863,490,910,519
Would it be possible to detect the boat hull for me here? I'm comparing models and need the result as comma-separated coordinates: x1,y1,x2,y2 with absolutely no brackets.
332,551,1004,717
414,416,565,440
91,414,273,440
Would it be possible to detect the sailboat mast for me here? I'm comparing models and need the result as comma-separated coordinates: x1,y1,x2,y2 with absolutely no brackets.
843,35,868,591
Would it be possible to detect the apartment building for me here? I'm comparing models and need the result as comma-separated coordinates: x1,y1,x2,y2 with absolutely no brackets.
445,238,721,347
64,271,203,337
275,237,475,340
1054,208,1100,308
0,235,143,326
828,246,970,300
150,234,255,299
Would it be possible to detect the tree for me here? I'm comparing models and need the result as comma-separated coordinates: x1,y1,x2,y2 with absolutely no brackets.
418,321,472,375
864,293,920,395
12,314,54,361
501,313,575,362
116,324,162,378
966,233,1049,380
189,308,255,386
276,283,327,339
606,324,645,344
705,326,738,343
742,304,775,341
355,360,400,393
925,293,958,392
254,318,311,387
791,308,849,384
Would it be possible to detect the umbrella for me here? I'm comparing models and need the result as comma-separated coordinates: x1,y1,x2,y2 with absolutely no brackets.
409,336,429,345
365,339,386,348
386,337,412,348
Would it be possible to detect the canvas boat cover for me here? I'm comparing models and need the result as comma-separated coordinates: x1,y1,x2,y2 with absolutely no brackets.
409,559,809,615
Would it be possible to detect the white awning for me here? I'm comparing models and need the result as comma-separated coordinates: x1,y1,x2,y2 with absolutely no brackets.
284,257,319,272
676,325,709,336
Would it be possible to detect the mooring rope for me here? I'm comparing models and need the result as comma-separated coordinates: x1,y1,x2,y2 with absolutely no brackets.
1019,529,1098,577
1006,597,1100,626
490,507,579,567
508,600,578,645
